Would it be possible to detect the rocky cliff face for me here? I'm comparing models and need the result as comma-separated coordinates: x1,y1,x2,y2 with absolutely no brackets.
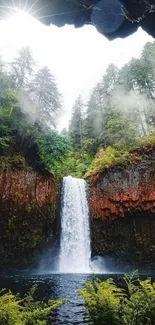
89,147,155,271
0,168,61,270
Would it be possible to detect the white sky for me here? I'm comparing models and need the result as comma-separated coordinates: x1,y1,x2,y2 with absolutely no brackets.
0,11,153,130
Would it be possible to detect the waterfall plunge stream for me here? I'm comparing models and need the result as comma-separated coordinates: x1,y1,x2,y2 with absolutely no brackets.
59,176,91,273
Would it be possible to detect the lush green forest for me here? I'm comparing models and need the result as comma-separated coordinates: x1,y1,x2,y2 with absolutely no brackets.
1,42,155,177
65,41,155,177
1,35,155,325
0,46,71,175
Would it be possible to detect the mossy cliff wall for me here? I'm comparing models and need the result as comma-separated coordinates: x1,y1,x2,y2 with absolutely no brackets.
89,148,155,271
0,168,61,270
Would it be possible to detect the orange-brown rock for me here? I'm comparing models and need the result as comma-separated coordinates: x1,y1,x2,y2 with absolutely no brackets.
0,169,59,207
89,153,155,271
90,168,155,220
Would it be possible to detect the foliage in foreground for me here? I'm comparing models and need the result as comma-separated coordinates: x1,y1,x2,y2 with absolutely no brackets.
0,284,64,325
79,271,155,325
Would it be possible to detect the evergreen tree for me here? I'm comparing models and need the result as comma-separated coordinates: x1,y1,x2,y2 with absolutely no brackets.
9,47,35,91
84,83,103,140
142,41,155,97
100,111,138,147
118,56,155,134
61,128,68,137
69,96,84,153
83,64,120,149
99,64,119,110
101,64,119,95
31,66,61,128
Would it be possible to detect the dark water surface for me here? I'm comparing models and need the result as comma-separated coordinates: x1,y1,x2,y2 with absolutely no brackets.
0,272,149,325
0,273,94,325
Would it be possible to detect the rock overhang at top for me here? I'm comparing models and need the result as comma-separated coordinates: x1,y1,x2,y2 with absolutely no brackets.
1,0,155,40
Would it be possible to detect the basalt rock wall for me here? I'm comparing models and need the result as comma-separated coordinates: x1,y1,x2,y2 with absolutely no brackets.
89,148,155,271
0,168,61,270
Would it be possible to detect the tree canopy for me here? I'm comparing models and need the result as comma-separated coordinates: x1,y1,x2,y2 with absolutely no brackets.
1,42,155,178
66,41,155,177
0,47,71,175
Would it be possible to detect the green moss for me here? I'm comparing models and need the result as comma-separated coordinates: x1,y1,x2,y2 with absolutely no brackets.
0,155,31,171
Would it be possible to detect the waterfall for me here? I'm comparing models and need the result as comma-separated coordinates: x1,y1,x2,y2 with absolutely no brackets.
59,176,91,273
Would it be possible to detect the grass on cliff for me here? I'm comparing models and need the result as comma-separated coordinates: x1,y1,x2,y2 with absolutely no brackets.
0,284,64,325
84,132,155,178
79,271,155,325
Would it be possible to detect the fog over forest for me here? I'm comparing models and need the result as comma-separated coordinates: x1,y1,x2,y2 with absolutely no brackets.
0,10,153,129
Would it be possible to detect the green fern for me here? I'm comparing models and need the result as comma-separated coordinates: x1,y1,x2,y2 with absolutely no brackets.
0,285,65,325
79,272,155,325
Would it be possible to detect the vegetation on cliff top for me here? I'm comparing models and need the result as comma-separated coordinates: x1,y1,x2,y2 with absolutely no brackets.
79,271,155,325
84,132,155,177
1,42,155,178
62,41,155,178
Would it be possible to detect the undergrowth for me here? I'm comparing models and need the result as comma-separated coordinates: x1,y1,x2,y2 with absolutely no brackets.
84,132,155,177
79,271,155,325
0,284,65,325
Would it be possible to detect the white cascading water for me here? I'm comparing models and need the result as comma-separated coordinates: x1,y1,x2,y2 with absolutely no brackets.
58,176,91,273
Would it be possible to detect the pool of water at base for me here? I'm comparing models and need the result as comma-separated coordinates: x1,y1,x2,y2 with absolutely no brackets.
0,273,150,325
